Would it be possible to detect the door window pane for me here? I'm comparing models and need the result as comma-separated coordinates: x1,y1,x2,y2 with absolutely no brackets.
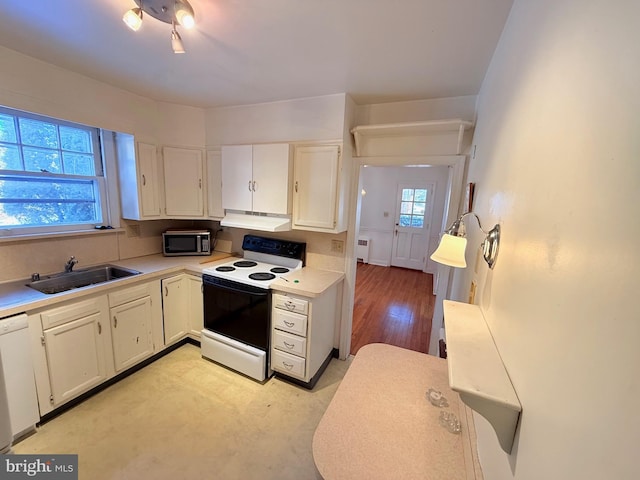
398,187,428,229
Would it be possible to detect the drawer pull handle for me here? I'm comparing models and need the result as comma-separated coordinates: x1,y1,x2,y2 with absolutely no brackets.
283,320,295,328
284,301,295,310
283,341,295,349
283,362,294,370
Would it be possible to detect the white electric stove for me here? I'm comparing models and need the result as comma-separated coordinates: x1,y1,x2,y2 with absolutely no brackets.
201,235,306,381
202,251,302,289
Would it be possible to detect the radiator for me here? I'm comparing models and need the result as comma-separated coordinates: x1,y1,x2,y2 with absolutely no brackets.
356,236,370,263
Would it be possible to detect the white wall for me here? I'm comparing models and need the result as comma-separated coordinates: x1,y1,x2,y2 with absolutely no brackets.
358,165,449,272
204,94,346,145
452,0,640,478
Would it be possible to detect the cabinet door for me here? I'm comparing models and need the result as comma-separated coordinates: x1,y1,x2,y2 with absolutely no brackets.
221,145,253,211
206,150,224,218
162,275,187,344
116,134,161,220
187,276,204,337
138,142,162,218
252,144,292,214
110,296,153,372
44,313,107,406
292,145,340,230
163,147,204,217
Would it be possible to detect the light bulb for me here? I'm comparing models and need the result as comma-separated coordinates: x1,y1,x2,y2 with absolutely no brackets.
123,8,143,31
175,2,195,29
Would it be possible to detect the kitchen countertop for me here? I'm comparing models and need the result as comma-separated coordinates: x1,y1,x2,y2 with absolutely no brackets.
312,343,482,480
0,252,235,318
271,267,344,298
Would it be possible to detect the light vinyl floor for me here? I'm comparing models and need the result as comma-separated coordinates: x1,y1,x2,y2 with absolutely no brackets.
14,344,352,480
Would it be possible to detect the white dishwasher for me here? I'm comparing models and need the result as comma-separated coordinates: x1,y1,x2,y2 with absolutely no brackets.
0,313,39,440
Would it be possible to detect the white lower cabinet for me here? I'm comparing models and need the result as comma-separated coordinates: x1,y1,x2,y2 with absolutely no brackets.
162,274,203,344
35,295,112,413
108,283,155,372
270,284,338,387
187,275,204,337
28,279,163,416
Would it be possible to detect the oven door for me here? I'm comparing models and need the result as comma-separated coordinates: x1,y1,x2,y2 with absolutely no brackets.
203,275,271,351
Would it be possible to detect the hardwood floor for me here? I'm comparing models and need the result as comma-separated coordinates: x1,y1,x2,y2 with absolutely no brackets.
350,263,435,355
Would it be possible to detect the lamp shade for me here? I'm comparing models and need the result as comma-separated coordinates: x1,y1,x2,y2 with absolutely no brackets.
430,234,467,268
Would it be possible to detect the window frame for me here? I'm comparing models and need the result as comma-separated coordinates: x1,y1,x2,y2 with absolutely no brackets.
0,106,110,237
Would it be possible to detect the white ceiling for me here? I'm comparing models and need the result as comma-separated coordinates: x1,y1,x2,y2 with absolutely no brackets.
0,0,513,109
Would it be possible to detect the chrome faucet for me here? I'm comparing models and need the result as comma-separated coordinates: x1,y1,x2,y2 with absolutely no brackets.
64,256,78,273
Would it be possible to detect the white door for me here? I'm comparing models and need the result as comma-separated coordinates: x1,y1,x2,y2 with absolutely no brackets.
44,313,107,406
391,183,434,270
252,144,291,214
163,147,204,217
221,145,253,211
137,142,161,218
162,275,187,344
292,145,340,230
110,297,153,372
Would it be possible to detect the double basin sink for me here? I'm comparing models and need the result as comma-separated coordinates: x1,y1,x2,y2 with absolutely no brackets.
26,264,141,295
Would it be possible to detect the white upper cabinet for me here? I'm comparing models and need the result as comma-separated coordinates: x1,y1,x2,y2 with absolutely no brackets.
206,150,224,219
115,134,162,220
292,144,347,232
221,144,292,214
162,147,204,217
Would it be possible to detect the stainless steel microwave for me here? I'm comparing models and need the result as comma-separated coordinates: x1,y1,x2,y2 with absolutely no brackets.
162,230,211,256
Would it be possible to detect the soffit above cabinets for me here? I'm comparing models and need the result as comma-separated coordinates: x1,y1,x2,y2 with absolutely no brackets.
351,119,474,157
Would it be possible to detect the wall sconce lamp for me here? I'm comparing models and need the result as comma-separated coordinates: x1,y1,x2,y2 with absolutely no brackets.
123,0,195,53
430,212,501,269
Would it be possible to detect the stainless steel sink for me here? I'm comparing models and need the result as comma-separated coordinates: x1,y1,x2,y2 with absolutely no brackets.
26,265,142,295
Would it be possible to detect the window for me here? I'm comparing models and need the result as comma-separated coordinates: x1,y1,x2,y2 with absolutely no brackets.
399,188,428,228
0,106,107,235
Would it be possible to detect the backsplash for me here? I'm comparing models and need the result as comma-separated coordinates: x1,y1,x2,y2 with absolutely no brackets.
0,220,175,283
0,222,347,284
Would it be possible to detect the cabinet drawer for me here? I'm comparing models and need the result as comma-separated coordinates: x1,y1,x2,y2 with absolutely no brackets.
272,309,307,336
273,329,307,357
273,293,308,315
272,349,306,378
41,296,104,329
108,282,152,307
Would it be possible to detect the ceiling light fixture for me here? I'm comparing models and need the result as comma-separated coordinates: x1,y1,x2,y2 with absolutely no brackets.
122,0,195,53
430,212,501,269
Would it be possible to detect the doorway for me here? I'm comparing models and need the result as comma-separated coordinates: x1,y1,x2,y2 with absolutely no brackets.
340,155,465,359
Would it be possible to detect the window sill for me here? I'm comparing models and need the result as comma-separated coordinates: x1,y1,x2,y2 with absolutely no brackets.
0,227,125,244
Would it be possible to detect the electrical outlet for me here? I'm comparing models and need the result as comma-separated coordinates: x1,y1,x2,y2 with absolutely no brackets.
331,239,344,253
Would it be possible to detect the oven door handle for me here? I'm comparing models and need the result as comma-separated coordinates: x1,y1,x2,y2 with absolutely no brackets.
204,281,270,297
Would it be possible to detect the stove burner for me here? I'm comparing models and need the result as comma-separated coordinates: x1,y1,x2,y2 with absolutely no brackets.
270,267,290,274
234,260,258,268
215,266,236,272
248,272,276,281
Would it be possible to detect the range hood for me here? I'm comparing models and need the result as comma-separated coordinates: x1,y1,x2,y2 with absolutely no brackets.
220,212,291,232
